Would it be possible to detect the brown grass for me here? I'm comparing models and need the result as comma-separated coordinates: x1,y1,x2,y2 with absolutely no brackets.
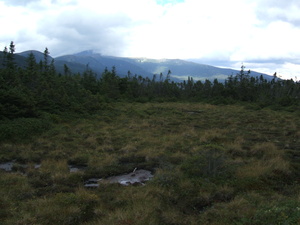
200,128,227,143
249,142,283,159
236,156,290,178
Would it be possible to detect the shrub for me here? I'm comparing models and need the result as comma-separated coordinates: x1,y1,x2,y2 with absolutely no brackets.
0,118,51,142
252,199,300,225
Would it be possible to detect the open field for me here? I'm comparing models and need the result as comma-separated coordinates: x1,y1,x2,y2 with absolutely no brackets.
0,102,300,224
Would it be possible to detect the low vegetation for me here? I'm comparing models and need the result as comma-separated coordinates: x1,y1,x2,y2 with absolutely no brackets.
0,43,300,224
1,102,300,224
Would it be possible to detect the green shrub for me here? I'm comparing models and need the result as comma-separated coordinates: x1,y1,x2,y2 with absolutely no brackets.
0,118,51,142
252,200,300,225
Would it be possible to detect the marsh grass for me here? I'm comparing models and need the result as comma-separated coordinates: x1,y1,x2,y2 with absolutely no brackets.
249,142,283,159
236,157,290,179
0,102,300,224
200,128,228,144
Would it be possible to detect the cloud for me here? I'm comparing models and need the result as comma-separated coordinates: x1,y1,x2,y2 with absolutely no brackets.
1,0,39,6
36,6,134,56
126,0,259,59
255,0,300,26
230,21,300,61
0,0,264,58
230,61,300,80
1,0,142,56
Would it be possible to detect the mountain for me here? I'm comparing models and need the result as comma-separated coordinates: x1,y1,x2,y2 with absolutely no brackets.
121,57,252,81
56,51,152,78
0,51,28,68
0,50,274,81
18,50,52,63
17,50,87,74
56,51,274,81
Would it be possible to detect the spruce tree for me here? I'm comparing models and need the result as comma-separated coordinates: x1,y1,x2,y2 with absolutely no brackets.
7,41,16,70
43,47,50,72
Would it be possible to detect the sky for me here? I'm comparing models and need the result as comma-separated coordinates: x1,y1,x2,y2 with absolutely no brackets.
1,0,300,80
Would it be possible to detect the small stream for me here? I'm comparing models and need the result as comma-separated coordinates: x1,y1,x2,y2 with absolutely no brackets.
0,162,154,187
84,169,154,187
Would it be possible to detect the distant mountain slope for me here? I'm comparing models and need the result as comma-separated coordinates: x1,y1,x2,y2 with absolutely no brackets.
122,57,274,81
56,51,273,81
0,50,274,81
56,51,153,78
121,58,234,81
17,50,87,74
18,50,52,63
0,51,28,68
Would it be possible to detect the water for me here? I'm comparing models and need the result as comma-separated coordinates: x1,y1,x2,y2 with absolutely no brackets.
69,165,87,173
0,162,14,172
0,162,41,172
0,161,154,187
104,169,153,186
84,169,154,188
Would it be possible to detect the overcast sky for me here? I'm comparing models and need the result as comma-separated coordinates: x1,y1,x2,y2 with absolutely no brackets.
1,0,300,79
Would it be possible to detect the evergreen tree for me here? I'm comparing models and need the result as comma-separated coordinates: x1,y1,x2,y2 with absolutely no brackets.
2,46,8,67
24,52,38,90
43,47,50,72
64,64,71,76
7,41,16,70
9,41,15,54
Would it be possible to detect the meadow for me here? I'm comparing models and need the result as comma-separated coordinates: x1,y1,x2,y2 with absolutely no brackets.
0,102,300,225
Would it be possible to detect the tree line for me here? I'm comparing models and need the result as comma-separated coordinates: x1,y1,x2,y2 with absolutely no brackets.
1,42,300,120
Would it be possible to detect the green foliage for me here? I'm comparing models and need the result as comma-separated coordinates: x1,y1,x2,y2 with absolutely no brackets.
252,199,300,225
0,118,51,142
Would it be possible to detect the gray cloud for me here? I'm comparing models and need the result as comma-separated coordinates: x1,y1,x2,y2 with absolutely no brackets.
2,0,40,6
35,8,134,56
256,0,300,26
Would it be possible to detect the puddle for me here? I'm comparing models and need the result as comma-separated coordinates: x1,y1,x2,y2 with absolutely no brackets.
34,164,41,169
104,169,153,186
69,165,87,173
0,162,84,173
84,178,102,188
0,162,42,172
0,162,14,172
84,169,154,188
185,110,204,114
0,162,154,187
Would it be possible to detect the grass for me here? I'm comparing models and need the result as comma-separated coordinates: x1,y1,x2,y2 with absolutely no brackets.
0,102,299,224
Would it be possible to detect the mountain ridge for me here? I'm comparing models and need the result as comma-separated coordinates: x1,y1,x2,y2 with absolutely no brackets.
0,50,274,81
